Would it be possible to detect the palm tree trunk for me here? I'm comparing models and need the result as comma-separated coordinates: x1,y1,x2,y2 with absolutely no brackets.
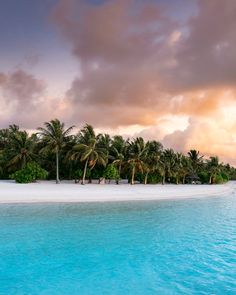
22,156,26,170
209,175,212,184
131,166,135,185
56,150,60,184
68,162,72,180
162,175,165,185
82,159,88,185
116,163,121,184
144,172,149,185
183,176,185,184
176,177,179,185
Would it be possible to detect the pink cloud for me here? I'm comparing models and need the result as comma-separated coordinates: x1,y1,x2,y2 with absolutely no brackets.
1,0,236,165
171,0,236,90
0,70,64,128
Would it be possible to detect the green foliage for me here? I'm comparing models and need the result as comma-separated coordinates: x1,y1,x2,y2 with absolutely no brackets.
91,167,104,179
86,168,91,178
214,174,224,184
67,124,107,184
37,119,74,183
230,169,236,180
73,168,83,179
147,173,162,184
10,163,48,183
198,172,209,184
214,173,229,184
221,172,229,182
103,164,119,180
0,121,234,185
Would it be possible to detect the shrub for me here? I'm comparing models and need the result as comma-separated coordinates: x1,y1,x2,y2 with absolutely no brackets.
148,173,163,184
198,172,209,184
214,174,224,184
73,168,83,180
91,168,104,179
10,163,48,183
221,172,229,182
103,164,119,181
214,173,229,184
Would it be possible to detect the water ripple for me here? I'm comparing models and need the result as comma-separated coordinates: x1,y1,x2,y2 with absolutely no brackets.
0,194,236,294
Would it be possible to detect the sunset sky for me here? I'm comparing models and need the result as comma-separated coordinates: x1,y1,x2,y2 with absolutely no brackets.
0,0,236,165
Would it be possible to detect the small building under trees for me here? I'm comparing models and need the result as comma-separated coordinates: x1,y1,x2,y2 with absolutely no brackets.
186,173,201,184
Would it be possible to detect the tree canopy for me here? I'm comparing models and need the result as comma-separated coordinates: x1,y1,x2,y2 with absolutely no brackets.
1,119,235,184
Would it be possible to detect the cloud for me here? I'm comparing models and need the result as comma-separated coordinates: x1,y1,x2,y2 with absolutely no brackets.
52,0,179,127
52,0,236,127
52,0,173,63
1,0,236,164
170,88,236,117
171,0,236,90
49,0,236,164
0,70,63,128
162,115,236,165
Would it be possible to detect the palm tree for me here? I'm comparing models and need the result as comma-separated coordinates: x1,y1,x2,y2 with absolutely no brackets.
111,136,128,184
158,160,166,185
97,134,112,151
0,149,4,177
68,124,107,184
143,140,162,184
7,130,36,171
37,119,74,184
162,149,176,183
172,153,182,184
0,129,9,150
207,156,221,184
179,155,190,184
127,137,147,185
188,150,204,174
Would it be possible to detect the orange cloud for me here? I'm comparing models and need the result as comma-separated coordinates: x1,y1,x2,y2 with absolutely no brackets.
170,88,236,117
162,115,236,165
1,0,236,165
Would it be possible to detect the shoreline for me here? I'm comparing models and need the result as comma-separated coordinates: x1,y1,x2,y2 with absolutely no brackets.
0,180,235,204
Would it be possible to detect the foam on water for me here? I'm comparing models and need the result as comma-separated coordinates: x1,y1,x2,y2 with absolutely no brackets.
0,193,236,294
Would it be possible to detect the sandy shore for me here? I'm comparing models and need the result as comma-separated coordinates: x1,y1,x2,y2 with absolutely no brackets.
0,180,235,204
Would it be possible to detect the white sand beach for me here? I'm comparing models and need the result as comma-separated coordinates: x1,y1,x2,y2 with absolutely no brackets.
0,180,235,204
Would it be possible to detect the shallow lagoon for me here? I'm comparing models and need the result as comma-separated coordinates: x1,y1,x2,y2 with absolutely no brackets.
0,194,236,294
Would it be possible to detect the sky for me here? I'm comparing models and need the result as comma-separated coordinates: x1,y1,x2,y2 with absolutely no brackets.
0,0,236,165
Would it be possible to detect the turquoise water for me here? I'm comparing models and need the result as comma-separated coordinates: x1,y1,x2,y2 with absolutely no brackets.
0,194,236,295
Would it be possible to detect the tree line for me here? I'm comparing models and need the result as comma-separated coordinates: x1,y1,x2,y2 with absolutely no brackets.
0,119,235,184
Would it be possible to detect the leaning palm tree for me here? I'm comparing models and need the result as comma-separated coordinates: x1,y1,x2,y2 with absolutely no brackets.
178,155,191,184
127,137,147,185
68,124,107,184
37,119,74,184
172,153,191,184
207,156,221,184
143,140,163,184
110,136,128,184
112,151,125,184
